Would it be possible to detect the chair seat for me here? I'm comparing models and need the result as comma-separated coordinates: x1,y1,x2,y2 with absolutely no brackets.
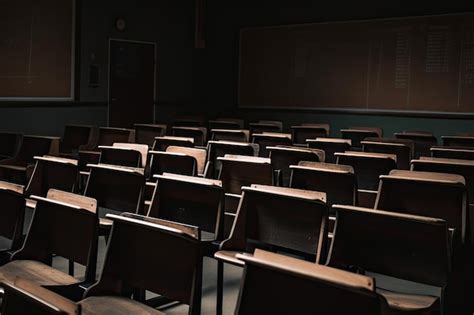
378,288,440,314
99,218,113,227
79,296,164,315
0,260,80,286
214,250,245,266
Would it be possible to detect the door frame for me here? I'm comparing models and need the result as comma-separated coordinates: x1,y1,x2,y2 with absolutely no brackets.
107,38,157,127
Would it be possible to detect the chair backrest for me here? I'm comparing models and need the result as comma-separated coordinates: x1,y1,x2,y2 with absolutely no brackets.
431,146,474,160
207,141,260,179
307,138,351,163
268,146,325,186
171,127,207,146
84,164,145,215
218,155,273,195
210,129,250,143
25,156,78,198
362,138,414,170
0,182,25,252
335,151,397,191
166,146,207,175
0,133,22,159
2,278,80,315
98,146,142,168
209,120,242,130
96,127,134,148
329,205,451,287
291,124,330,145
442,135,474,148
173,117,203,127
149,151,197,177
249,122,282,135
149,174,224,239
340,127,382,149
412,157,474,205
235,249,381,315
394,131,437,158
85,214,202,311
133,123,167,147
13,191,98,282
222,185,328,262
113,143,149,167
290,162,357,208
216,118,245,128
60,125,95,155
251,133,293,157
14,136,60,165
152,136,194,151
375,170,468,242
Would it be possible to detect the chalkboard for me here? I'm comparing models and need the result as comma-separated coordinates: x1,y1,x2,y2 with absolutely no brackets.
239,13,474,113
0,0,75,100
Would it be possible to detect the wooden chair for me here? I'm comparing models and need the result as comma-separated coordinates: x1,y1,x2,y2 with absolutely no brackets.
59,125,96,158
249,120,282,135
0,136,60,185
431,146,474,160
0,190,98,298
1,277,80,315
0,181,26,265
210,129,250,143
329,205,450,315
362,138,414,170
98,143,148,169
82,213,202,314
208,119,243,130
173,117,204,127
166,146,207,176
152,136,194,151
340,127,382,150
215,185,328,315
171,126,207,147
0,132,22,161
291,124,330,145
206,141,259,179
251,132,293,157
149,146,206,178
268,146,325,186
442,135,474,148
307,138,352,163
335,151,397,208
394,131,438,158
235,249,383,315
133,123,167,148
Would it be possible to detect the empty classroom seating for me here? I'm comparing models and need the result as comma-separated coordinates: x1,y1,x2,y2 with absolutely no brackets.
166,146,207,175
171,126,207,146
0,190,98,295
152,135,194,151
98,143,148,168
251,132,293,157
268,146,325,186
215,185,328,314
59,125,96,158
208,118,244,130
249,120,283,134
291,123,330,145
149,146,207,177
307,137,352,163
329,205,450,314
173,116,204,127
133,123,167,148
394,131,438,158
206,140,259,179
210,129,250,143
431,146,474,160
0,136,60,185
335,151,397,207
362,137,414,170
340,126,382,149
0,132,22,160
235,249,383,315
442,135,474,148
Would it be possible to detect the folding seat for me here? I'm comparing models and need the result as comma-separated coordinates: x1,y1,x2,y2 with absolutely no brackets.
251,132,292,157
208,118,244,130
431,146,474,160
0,136,61,185
0,132,22,161
0,190,98,298
442,135,474,148
98,143,148,169
268,146,325,186
59,125,96,158
249,120,283,135
335,151,397,207
206,141,259,179
340,126,382,150
173,117,204,127
215,185,328,315
235,249,384,315
149,146,206,178
330,205,450,315
152,136,194,151
362,138,414,170
133,123,167,148
209,129,250,143
307,138,351,163
291,123,330,145
171,126,207,146
394,131,437,158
